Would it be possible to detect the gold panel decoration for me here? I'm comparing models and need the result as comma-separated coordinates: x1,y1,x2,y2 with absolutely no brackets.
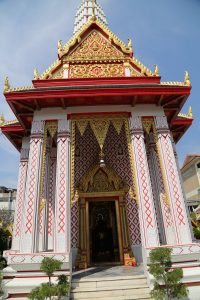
76,120,89,136
70,63,124,78
124,119,139,205
68,31,125,61
142,119,154,134
90,119,110,149
79,163,128,193
112,119,124,135
71,121,76,205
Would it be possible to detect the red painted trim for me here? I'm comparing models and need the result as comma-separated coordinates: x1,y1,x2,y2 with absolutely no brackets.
5,86,191,102
8,294,28,298
32,76,161,88
172,118,193,125
68,111,131,119
142,116,154,119
1,124,24,133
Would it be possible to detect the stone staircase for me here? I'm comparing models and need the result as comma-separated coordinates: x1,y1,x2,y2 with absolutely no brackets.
70,266,151,300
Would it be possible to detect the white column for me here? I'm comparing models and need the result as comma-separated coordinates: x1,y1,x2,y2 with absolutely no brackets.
130,116,160,248
155,116,192,244
20,121,44,253
12,147,29,251
54,119,71,253
147,132,176,245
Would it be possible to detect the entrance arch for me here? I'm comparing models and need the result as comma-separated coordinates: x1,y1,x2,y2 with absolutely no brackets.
75,163,135,269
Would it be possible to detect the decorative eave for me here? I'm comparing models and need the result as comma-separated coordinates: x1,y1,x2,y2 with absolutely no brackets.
3,77,191,135
0,123,25,151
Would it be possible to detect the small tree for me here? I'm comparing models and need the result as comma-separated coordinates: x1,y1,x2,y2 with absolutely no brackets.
28,257,69,300
148,247,188,300
40,257,62,300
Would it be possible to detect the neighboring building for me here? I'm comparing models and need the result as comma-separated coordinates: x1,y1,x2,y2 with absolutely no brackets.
0,186,16,212
181,155,200,212
0,0,200,299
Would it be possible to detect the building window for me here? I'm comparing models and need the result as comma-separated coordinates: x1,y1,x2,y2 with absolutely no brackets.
197,162,200,169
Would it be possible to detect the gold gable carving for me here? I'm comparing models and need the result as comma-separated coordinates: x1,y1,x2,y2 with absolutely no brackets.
79,163,128,193
67,31,126,61
70,63,124,78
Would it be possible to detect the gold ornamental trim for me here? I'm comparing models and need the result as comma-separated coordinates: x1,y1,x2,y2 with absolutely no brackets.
71,120,76,205
90,119,110,149
124,119,139,205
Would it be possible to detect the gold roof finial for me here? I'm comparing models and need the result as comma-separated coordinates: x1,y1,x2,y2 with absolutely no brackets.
127,38,132,50
0,113,5,126
184,70,191,86
154,64,159,76
188,106,193,118
34,68,40,80
57,40,63,56
4,76,11,93
91,0,97,20
127,38,133,58
92,0,95,16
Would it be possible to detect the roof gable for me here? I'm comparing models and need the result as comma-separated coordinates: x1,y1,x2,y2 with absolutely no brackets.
66,30,126,61
39,19,154,80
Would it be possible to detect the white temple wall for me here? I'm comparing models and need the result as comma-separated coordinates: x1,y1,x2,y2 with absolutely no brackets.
33,104,164,121
11,137,30,251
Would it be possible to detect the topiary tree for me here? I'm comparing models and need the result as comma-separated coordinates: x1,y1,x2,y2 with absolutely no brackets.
28,257,69,300
148,247,188,300
40,257,62,288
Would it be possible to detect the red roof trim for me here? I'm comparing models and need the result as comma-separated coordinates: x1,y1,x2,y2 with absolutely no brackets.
32,76,161,88
1,124,24,132
5,86,191,102
172,118,193,125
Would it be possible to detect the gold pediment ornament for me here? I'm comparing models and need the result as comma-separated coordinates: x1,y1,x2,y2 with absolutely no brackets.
67,31,125,61
79,163,128,193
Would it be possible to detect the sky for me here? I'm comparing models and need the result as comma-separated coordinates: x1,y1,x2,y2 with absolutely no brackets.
0,0,200,188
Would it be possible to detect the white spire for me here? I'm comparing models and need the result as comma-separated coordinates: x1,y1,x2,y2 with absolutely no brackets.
73,0,108,34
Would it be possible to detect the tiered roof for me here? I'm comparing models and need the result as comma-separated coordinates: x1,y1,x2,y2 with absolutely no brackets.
0,0,193,150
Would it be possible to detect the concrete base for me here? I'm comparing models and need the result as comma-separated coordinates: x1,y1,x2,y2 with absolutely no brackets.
2,266,71,299
131,244,142,263
2,251,72,299
72,248,78,269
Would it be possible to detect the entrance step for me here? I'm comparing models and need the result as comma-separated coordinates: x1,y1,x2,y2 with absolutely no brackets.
70,266,151,300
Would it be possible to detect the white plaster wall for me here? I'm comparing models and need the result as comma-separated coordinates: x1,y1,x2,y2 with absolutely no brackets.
21,137,30,149
33,105,165,121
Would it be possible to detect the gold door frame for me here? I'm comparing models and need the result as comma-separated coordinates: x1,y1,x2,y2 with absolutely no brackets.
77,191,135,269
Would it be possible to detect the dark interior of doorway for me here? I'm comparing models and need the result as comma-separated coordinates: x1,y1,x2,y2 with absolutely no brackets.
89,201,120,265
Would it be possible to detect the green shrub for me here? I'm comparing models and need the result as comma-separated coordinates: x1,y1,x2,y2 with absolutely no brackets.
28,258,69,300
148,247,188,300
193,227,200,239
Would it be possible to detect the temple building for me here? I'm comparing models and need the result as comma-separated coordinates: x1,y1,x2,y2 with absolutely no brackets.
1,0,200,298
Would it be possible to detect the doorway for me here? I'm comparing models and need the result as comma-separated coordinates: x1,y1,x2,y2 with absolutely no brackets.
89,200,120,265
